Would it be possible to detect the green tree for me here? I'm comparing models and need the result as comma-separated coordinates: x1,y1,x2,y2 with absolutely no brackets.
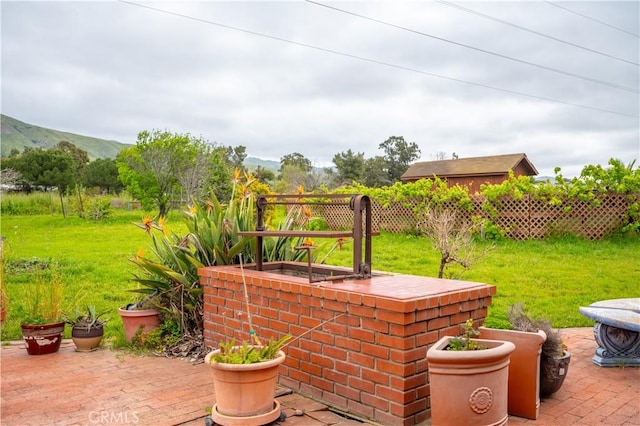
2,147,76,215
379,136,421,182
226,145,247,172
83,158,123,194
280,152,312,175
274,164,309,193
363,156,391,188
3,148,76,193
56,141,90,177
253,165,276,185
116,130,230,216
332,149,365,185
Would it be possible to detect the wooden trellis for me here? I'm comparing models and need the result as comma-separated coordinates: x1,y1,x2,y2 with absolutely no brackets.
317,193,637,240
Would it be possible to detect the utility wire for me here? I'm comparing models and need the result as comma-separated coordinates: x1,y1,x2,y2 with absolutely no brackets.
118,0,638,118
435,0,640,67
307,0,638,94
544,1,639,38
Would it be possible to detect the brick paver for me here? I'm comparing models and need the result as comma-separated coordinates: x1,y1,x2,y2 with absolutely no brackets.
1,328,638,425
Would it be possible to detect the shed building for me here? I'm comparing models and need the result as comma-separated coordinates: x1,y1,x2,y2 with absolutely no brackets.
401,153,539,193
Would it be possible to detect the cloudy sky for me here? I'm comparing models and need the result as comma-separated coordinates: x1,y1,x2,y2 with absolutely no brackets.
2,0,638,177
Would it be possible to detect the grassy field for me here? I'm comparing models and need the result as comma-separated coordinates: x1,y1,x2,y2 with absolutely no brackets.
2,209,638,342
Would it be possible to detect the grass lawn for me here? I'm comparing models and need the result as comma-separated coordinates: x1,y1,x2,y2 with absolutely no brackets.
2,210,638,341
320,232,640,329
1,210,186,342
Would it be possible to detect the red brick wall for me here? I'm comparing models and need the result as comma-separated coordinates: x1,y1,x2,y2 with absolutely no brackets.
199,265,495,426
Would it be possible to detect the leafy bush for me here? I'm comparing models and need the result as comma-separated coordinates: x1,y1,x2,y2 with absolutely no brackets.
128,172,317,353
338,158,640,237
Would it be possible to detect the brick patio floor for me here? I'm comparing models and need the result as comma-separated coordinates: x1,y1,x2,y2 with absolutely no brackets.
1,327,638,426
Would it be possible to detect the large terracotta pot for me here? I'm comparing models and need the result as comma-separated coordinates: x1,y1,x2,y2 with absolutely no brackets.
71,324,104,352
427,336,515,426
21,321,65,355
118,308,160,343
479,327,547,420
204,349,285,426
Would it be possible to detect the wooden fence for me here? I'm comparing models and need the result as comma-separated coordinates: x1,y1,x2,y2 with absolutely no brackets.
316,193,638,240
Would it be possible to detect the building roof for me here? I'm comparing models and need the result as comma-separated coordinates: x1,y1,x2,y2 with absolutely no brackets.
401,153,538,180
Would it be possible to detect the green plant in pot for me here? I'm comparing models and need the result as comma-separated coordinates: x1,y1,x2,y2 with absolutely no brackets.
65,306,107,352
204,256,292,426
20,264,65,355
507,302,571,398
118,293,162,345
427,318,516,426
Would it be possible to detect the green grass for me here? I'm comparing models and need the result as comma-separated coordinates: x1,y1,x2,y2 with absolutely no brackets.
2,211,638,342
321,232,640,329
1,210,185,342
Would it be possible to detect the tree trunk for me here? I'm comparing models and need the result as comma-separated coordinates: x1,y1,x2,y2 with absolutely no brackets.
59,191,66,218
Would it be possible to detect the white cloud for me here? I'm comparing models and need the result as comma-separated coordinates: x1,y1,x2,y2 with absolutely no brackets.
2,0,638,177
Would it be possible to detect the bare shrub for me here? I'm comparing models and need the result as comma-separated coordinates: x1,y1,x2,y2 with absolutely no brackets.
418,208,493,278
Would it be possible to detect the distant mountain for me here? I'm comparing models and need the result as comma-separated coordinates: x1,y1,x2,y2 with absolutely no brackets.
244,156,280,172
1,115,287,170
0,114,128,159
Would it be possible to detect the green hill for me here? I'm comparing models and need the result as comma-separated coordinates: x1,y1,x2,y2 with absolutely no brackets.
244,156,280,172
1,114,129,159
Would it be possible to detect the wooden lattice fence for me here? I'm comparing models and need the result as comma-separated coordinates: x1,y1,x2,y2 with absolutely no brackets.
315,193,637,240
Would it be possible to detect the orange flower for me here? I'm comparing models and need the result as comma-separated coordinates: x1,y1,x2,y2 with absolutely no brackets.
157,216,167,234
135,247,146,258
303,238,314,247
142,216,153,233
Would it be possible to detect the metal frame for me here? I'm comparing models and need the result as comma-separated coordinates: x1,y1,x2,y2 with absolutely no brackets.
238,194,374,282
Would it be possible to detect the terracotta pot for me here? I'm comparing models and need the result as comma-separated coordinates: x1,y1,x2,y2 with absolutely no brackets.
204,348,285,423
118,308,161,343
479,327,546,420
21,321,65,355
540,350,571,397
71,324,104,352
427,336,516,426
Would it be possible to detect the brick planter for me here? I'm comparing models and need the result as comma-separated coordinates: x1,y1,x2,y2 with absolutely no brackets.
199,262,495,426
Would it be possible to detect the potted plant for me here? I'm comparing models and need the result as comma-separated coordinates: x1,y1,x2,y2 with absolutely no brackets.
20,265,65,355
427,319,516,426
203,254,292,426
506,303,571,397
118,298,161,344
204,335,291,425
65,306,107,352
478,304,547,419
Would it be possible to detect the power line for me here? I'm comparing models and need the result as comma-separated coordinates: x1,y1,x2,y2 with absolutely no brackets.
306,0,639,94
435,0,640,67
117,0,638,118
544,1,639,38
